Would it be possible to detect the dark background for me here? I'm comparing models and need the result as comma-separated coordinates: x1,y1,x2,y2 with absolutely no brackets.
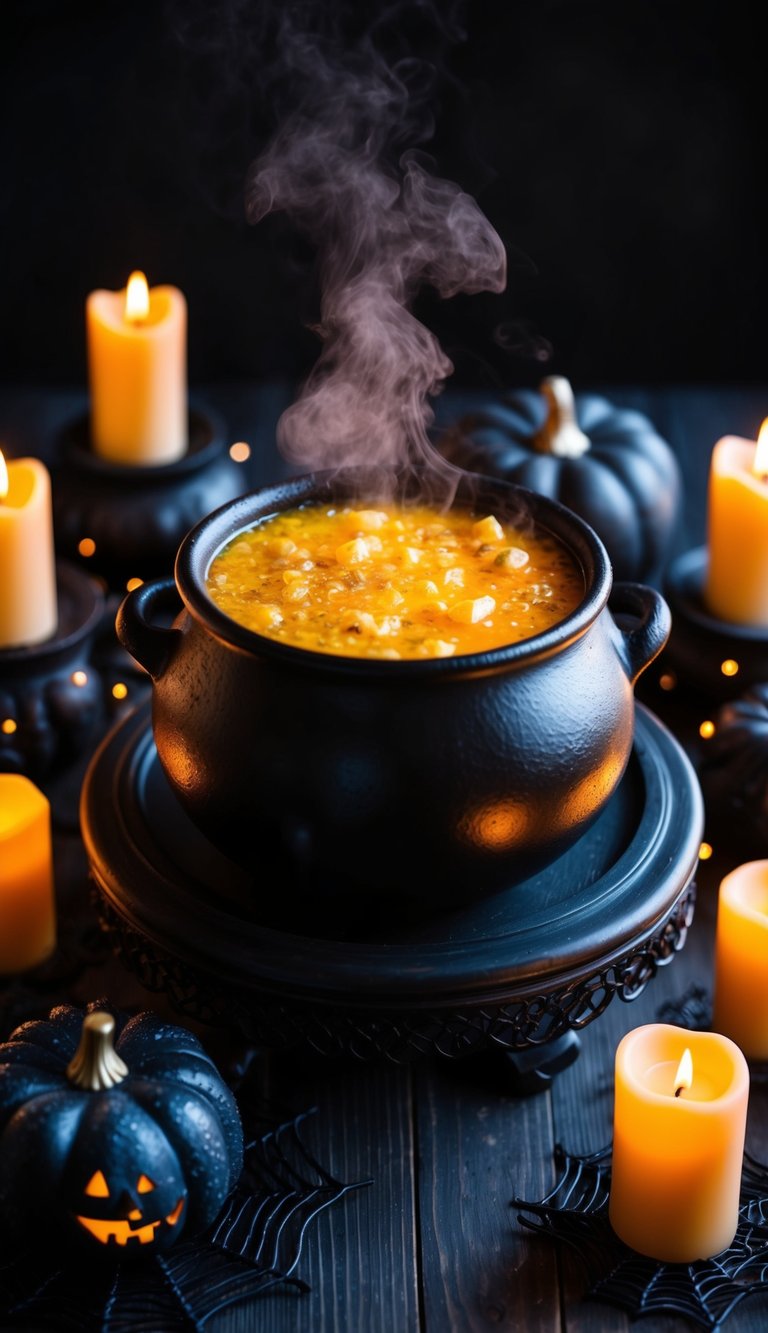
1,0,766,392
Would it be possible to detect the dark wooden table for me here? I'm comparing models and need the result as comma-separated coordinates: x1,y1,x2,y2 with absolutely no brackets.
2,382,768,1332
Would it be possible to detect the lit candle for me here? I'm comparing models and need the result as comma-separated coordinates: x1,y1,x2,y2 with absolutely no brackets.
705,422,768,624
0,774,56,972
713,860,768,1060
86,270,187,465
609,1024,749,1262
0,450,58,649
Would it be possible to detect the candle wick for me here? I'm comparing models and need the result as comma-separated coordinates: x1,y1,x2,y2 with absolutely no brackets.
674,1085,684,1098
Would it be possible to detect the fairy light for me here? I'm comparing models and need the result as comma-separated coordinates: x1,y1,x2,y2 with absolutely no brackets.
112,682,128,701
699,842,713,861
71,670,88,687
78,537,96,558
229,441,251,463
1,719,17,735
699,720,716,740
720,659,739,677
659,672,677,691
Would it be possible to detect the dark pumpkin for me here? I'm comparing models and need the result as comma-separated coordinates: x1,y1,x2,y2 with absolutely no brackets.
697,682,768,856
0,1003,243,1253
437,376,681,582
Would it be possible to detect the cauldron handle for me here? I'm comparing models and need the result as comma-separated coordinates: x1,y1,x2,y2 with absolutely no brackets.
116,578,183,681
609,582,671,685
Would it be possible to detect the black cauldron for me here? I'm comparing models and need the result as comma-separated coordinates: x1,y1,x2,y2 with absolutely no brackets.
116,469,670,909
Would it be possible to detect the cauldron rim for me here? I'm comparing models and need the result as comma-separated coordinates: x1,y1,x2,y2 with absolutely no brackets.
173,466,612,676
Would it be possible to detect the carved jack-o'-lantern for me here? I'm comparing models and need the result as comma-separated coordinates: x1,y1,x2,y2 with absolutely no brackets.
0,1004,243,1254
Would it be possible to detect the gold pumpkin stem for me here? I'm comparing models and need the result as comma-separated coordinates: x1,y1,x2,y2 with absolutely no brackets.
66,1011,129,1091
535,375,591,459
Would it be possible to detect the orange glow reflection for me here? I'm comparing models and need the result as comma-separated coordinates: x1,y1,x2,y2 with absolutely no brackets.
464,800,530,851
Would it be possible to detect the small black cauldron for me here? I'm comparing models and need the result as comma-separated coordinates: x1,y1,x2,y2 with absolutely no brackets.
116,468,670,910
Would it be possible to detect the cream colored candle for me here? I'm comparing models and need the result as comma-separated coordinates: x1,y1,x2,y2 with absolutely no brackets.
706,424,768,624
0,774,56,972
0,451,58,649
609,1024,749,1262
86,270,187,465
713,860,768,1060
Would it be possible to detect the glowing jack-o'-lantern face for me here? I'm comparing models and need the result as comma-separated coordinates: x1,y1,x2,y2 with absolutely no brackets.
0,1007,244,1257
76,1168,186,1247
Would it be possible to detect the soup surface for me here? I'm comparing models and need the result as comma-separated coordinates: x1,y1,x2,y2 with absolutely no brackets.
206,502,584,659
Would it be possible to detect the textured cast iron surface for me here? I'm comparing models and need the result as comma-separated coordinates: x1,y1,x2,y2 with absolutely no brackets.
117,468,670,903
83,700,701,1059
514,1144,768,1330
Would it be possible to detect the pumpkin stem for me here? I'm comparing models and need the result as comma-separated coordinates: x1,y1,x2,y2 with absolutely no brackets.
535,376,591,458
66,1011,129,1091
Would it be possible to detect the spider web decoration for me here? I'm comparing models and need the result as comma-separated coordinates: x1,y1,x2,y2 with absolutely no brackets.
513,1144,768,1331
0,1104,368,1332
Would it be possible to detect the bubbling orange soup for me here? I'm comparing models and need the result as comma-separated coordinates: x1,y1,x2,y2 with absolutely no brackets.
206,502,584,660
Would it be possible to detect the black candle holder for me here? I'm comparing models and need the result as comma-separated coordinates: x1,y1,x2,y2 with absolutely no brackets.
513,1142,768,1330
661,546,768,702
51,404,246,592
0,561,105,781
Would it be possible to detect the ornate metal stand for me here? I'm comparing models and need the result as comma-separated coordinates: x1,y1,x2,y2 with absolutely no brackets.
83,701,702,1076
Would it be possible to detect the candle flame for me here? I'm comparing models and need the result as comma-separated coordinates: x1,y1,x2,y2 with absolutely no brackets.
0,449,7,500
753,419,768,477
124,271,150,323
674,1047,693,1097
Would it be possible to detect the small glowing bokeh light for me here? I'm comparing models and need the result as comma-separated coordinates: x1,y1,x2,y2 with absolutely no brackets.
659,672,677,691
112,682,128,700
71,670,88,688
229,441,251,463
1,719,17,735
126,577,144,592
720,659,739,677
699,720,716,740
699,841,713,861
78,537,96,558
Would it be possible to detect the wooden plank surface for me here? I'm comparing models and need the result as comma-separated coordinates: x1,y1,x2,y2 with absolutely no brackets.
3,384,768,1333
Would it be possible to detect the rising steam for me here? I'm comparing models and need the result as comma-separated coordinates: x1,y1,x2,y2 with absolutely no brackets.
245,14,506,486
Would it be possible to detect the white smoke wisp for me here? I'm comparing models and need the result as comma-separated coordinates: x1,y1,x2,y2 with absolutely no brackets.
246,22,506,493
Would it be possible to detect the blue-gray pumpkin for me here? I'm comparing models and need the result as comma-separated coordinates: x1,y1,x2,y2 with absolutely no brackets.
0,1004,243,1253
437,376,681,582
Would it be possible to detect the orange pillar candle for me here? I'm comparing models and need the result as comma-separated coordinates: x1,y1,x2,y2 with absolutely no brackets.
86,270,187,465
713,860,768,1060
0,451,58,649
0,774,56,972
705,423,768,624
609,1024,749,1262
